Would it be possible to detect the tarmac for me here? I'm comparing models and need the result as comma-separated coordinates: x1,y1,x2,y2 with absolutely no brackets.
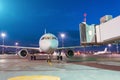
0,55,120,80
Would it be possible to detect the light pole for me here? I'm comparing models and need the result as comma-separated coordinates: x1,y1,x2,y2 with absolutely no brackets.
60,33,65,47
108,44,111,52
116,43,119,53
15,42,19,53
1,32,6,54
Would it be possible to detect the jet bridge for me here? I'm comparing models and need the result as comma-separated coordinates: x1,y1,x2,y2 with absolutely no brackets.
80,15,120,45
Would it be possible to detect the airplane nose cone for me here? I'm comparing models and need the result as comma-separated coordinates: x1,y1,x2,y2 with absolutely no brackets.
40,40,58,52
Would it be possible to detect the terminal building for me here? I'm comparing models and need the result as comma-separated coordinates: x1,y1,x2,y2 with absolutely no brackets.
79,15,120,45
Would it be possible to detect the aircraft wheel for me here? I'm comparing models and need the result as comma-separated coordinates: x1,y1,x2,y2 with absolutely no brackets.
60,56,63,61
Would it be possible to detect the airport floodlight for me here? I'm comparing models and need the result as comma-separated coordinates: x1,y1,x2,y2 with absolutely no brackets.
1,32,6,38
60,33,65,38
108,44,112,47
15,42,19,46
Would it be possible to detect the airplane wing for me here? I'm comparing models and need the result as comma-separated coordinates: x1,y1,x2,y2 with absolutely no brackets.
1,45,87,50
0,45,39,50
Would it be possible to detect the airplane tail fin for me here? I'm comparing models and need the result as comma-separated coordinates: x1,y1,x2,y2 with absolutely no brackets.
44,28,46,34
104,48,107,52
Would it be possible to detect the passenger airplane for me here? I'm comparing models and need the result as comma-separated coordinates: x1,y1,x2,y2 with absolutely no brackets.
93,48,111,55
0,33,81,60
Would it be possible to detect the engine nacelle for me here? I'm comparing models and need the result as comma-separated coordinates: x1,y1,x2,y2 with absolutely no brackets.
65,50,74,58
17,49,28,58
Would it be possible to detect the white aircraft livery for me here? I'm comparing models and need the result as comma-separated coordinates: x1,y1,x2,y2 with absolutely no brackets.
93,48,111,55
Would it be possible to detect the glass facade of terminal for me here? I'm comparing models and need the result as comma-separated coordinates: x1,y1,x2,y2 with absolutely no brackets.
86,24,95,43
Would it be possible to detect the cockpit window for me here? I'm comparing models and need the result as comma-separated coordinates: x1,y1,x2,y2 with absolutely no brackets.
41,36,57,40
50,36,57,40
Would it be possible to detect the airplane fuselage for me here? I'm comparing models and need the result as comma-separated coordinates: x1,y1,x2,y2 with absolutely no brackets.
39,33,59,54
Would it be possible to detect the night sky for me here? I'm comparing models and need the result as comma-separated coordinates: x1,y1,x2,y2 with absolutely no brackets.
0,0,120,47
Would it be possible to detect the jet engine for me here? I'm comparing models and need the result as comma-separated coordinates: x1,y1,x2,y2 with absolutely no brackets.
65,49,74,58
17,49,28,58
